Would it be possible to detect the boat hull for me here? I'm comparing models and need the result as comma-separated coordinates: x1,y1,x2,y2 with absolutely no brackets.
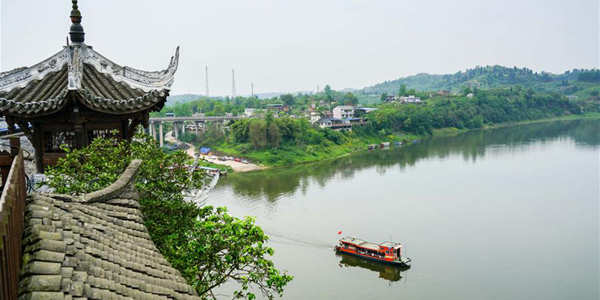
336,246,411,268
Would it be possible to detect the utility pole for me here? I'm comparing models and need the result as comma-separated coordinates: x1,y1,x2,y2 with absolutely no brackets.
205,65,209,97
251,82,254,98
232,69,236,98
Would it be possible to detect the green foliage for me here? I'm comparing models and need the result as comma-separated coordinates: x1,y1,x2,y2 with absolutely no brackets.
45,133,292,299
249,119,267,149
369,88,585,134
342,92,359,105
166,206,293,299
362,65,600,97
577,70,600,82
179,123,225,146
280,94,295,107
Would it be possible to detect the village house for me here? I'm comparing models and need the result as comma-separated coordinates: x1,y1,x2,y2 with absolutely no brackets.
384,95,422,104
332,105,355,119
265,103,288,112
317,117,352,131
400,95,422,103
309,110,322,124
244,108,257,117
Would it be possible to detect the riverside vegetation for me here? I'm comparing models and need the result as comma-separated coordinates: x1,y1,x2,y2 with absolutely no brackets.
174,85,598,167
44,133,293,299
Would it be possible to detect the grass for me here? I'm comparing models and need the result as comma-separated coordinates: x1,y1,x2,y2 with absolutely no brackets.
210,131,424,168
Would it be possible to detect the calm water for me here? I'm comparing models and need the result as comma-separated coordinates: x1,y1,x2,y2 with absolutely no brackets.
207,119,599,300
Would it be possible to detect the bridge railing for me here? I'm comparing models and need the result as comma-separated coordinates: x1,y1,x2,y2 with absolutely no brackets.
149,115,245,122
0,149,26,300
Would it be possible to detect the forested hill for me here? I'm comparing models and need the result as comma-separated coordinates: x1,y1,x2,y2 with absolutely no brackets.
361,66,600,96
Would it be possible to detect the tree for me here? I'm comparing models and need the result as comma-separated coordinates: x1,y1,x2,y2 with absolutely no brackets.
342,92,358,105
44,133,292,299
380,93,388,102
267,122,281,148
249,119,267,149
324,85,334,107
462,87,472,95
167,206,292,299
398,84,407,96
280,94,295,107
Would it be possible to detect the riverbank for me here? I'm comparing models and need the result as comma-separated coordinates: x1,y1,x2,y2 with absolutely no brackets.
208,113,600,171
200,155,266,172
164,131,243,172
432,112,600,137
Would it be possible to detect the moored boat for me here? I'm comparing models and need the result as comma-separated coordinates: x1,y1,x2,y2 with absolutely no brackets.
335,237,411,268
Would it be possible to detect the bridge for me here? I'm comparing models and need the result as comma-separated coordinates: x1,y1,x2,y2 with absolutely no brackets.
149,116,244,122
148,115,245,147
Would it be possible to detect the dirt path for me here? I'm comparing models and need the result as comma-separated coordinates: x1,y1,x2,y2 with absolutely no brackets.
165,131,265,172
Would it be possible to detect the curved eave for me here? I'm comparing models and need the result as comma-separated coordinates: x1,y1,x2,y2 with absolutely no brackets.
0,90,69,118
77,89,169,115
0,44,179,95
0,89,167,119
0,49,70,93
0,44,177,118
84,46,179,93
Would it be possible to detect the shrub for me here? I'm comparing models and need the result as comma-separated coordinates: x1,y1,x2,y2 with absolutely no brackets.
45,132,292,299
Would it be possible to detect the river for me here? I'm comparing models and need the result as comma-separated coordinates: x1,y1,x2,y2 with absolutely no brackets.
206,119,599,300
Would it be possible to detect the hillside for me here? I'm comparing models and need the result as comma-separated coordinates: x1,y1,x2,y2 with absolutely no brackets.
361,66,600,98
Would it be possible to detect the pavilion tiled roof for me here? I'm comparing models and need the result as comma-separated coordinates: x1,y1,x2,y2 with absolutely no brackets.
18,160,200,299
0,44,178,118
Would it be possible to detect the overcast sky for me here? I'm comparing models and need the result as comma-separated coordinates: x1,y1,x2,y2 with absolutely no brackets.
1,0,598,96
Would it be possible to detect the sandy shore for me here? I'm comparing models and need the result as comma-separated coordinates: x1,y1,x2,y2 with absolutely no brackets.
200,156,265,172
165,131,264,172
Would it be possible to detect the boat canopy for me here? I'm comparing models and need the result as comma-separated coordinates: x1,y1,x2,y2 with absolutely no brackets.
340,237,404,251
340,237,383,251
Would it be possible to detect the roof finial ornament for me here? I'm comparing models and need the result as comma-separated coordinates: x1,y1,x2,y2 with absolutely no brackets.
69,0,85,44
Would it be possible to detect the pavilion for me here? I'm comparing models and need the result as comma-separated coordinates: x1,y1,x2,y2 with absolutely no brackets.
0,0,178,172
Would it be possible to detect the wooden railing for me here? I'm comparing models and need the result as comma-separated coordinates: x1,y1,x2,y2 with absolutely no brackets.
0,149,26,300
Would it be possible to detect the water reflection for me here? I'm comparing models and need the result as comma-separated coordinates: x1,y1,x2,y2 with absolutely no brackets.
336,253,409,282
219,119,599,202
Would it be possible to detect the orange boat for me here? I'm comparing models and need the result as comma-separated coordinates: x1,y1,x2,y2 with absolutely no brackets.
335,237,411,268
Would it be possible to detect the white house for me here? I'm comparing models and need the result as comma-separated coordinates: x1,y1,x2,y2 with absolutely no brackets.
399,95,421,103
333,105,355,119
244,108,257,118
310,111,321,124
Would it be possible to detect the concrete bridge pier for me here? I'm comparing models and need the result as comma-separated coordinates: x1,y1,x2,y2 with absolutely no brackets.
173,122,179,139
159,122,164,147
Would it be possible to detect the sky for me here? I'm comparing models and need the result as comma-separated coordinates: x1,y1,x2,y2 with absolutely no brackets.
1,0,598,96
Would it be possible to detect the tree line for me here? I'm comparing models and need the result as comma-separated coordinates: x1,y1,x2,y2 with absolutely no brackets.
369,88,584,135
